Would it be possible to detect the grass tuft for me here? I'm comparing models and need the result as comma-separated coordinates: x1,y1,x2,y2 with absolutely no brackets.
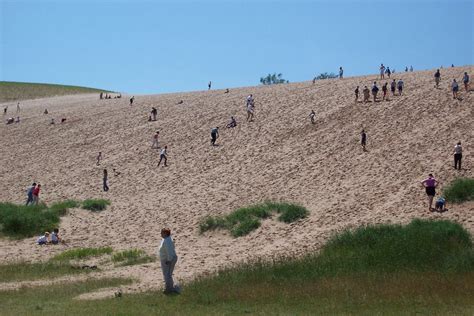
52,247,113,261
82,199,110,211
112,249,155,267
49,200,80,216
199,202,309,237
443,178,474,203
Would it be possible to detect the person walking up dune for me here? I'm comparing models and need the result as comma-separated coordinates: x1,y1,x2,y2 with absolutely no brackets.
451,79,459,99
26,182,36,206
158,228,179,294
434,69,441,88
421,174,438,212
371,82,379,102
130,96,135,106
363,86,370,102
354,86,359,102
210,127,219,146
309,110,316,124
360,129,367,151
158,146,168,167
382,83,388,101
103,169,109,192
397,79,404,96
390,79,396,96
463,72,469,92
152,131,160,149
339,67,344,79
246,94,255,122
454,141,462,170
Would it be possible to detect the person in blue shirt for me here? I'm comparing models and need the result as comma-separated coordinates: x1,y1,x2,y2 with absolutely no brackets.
435,196,446,212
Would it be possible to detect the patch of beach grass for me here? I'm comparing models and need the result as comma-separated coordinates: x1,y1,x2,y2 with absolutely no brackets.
0,278,133,315
199,202,309,237
0,261,91,282
112,249,155,267
52,247,113,261
49,200,80,216
444,177,474,203
82,199,110,212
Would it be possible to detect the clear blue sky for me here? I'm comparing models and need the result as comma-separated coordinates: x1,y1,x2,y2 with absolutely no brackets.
1,0,473,94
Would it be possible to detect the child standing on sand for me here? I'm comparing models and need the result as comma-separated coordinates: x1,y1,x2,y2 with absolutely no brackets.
452,79,459,99
51,228,62,244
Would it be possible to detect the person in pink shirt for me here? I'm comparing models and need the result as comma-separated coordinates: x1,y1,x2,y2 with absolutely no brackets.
421,174,438,212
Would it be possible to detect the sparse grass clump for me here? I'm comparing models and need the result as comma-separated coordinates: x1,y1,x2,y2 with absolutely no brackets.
82,199,110,211
52,247,113,261
112,249,155,267
49,199,80,216
443,178,474,203
199,202,309,237
0,261,90,282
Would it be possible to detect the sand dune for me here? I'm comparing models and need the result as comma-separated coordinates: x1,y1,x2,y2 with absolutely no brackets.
1,66,473,296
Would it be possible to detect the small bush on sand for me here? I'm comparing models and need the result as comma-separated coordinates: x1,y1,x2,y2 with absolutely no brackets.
200,202,309,237
112,249,155,266
52,247,113,261
82,199,110,211
0,203,58,238
50,200,80,216
443,178,474,203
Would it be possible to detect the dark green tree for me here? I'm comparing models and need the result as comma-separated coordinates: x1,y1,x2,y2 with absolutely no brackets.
260,73,289,85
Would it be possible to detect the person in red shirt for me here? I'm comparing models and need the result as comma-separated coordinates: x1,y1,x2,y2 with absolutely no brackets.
32,184,41,205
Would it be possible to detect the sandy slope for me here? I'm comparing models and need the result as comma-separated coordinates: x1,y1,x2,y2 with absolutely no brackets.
1,66,473,296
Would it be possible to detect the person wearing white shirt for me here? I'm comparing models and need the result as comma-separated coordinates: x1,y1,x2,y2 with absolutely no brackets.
454,142,463,170
158,228,178,294
37,232,50,245
158,146,168,167
451,79,459,99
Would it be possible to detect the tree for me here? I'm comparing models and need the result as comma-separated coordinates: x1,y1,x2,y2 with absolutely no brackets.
313,72,338,81
260,73,289,85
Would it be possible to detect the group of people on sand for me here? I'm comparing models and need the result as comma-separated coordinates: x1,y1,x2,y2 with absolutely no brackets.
434,69,470,99
25,182,41,205
3,103,21,124
355,79,404,103
37,228,62,245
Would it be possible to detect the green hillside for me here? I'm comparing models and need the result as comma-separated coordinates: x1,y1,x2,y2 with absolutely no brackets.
0,81,112,102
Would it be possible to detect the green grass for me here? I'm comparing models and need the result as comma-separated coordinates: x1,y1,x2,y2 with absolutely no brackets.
112,249,155,267
443,178,474,203
52,247,113,261
199,202,309,237
0,261,92,282
81,199,110,212
0,201,80,238
0,81,111,102
0,278,133,316
1,219,473,315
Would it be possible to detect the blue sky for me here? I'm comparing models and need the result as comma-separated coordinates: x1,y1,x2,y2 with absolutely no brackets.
1,0,473,94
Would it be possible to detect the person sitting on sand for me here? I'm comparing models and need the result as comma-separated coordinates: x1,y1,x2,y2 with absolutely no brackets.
61,118,66,123
15,116,20,123
435,196,446,212
421,173,438,212
211,127,219,146
361,129,367,151
152,131,160,149
463,72,469,92
309,110,316,124
434,69,441,88
51,228,62,244
151,107,158,121
6,117,14,124
354,86,359,102
452,79,459,99
113,168,121,176
37,232,50,245
371,82,379,102
159,228,179,294
397,79,404,96
158,146,168,167
363,86,370,102
227,116,237,128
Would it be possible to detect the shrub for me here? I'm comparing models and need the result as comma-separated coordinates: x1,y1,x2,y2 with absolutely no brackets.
112,249,155,266
199,202,309,237
50,200,80,216
443,178,474,203
52,247,113,261
82,199,110,211
0,203,59,238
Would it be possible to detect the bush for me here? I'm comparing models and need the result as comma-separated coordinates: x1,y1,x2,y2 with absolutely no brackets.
50,200,80,216
82,199,110,211
112,249,155,266
199,202,309,237
0,203,59,238
443,178,474,203
52,247,113,261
